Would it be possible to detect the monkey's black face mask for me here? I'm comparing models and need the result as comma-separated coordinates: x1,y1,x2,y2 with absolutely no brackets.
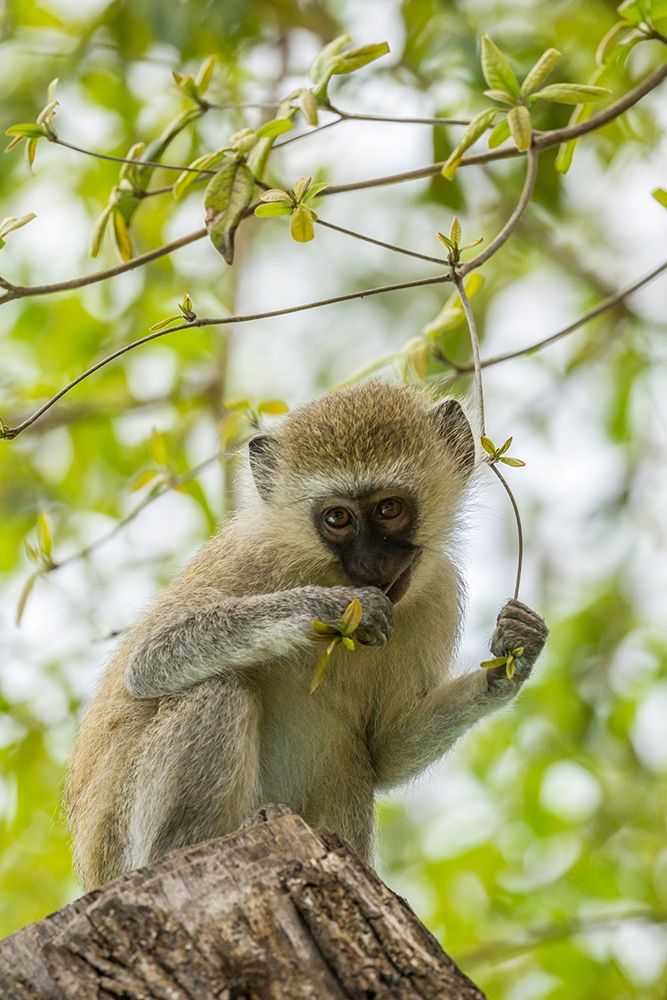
313,491,420,604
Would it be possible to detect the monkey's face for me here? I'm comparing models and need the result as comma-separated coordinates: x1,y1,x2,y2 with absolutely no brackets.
246,382,477,599
312,489,420,603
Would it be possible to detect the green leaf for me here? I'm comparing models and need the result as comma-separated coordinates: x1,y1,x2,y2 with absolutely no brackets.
37,513,53,560
111,208,133,261
497,436,513,455
340,598,363,635
331,42,390,75
151,428,169,466
499,456,526,467
5,123,46,139
129,469,160,492
481,436,497,456
520,48,561,97
26,138,38,171
204,158,256,264
299,89,319,126
179,292,195,319
596,22,632,64
224,396,252,411
310,34,352,89
309,35,389,98
441,108,498,179
487,118,511,148
289,204,316,242
258,399,289,415
483,89,515,105
480,656,509,669
311,618,339,635
173,148,228,201
255,118,294,139
652,187,667,209
293,176,311,202
309,638,340,693
15,572,38,626
555,105,593,173
149,315,181,331
480,35,520,96
229,127,258,155
259,188,293,203
195,55,216,92
254,203,292,218
173,72,199,102
508,105,532,151
88,205,113,258
341,636,355,651
36,99,59,128
617,0,646,23
0,213,36,243
531,83,610,104
303,181,328,200
449,216,462,245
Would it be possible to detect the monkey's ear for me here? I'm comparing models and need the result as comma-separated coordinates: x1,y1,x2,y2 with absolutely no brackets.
429,399,476,474
248,434,280,501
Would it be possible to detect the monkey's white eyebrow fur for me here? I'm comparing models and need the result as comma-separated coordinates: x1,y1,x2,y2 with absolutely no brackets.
293,463,419,500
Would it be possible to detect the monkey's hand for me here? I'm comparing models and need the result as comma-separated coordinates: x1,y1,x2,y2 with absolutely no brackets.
485,599,548,695
310,586,393,648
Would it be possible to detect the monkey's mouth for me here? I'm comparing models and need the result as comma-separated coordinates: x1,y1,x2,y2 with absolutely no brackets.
383,567,413,605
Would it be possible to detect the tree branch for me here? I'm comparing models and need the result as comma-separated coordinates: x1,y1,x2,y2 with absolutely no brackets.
461,146,538,275
1,272,452,439
322,62,667,196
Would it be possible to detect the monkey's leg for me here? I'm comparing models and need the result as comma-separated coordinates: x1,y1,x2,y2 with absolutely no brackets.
372,600,548,788
306,759,376,863
125,675,262,870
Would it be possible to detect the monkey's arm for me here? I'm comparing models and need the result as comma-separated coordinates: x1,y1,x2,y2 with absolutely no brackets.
125,585,391,698
371,600,548,788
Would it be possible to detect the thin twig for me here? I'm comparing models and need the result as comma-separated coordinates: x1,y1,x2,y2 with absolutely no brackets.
461,146,538,275
0,228,207,304
1,272,452,439
489,463,524,601
53,136,216,175
325,103,470,126
456,260,524,599
273,117,344,149
206,100,283,110
316,218,446,264
475,258,667,369
454,271,486,435
322,62,667,196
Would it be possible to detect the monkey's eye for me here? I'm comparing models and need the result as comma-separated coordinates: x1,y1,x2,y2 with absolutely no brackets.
323,507,353,529
375,497,403,520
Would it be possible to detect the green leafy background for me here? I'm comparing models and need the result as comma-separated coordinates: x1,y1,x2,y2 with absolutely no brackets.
1,1,666,997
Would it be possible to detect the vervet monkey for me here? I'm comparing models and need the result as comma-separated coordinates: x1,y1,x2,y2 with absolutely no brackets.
65,380,548,889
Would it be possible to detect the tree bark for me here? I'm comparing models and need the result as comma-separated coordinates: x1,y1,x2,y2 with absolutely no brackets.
0,805,486,999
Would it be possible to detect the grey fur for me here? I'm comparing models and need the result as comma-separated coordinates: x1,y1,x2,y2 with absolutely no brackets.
65,381,548,889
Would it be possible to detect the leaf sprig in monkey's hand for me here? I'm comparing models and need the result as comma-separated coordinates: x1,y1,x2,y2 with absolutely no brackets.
308,598,363,694
480,645,525,679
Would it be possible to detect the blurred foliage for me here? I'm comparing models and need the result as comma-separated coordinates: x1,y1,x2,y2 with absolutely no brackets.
1,0,666,997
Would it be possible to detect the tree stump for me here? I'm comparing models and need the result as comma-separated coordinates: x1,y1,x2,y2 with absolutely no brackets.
0,805,486,999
